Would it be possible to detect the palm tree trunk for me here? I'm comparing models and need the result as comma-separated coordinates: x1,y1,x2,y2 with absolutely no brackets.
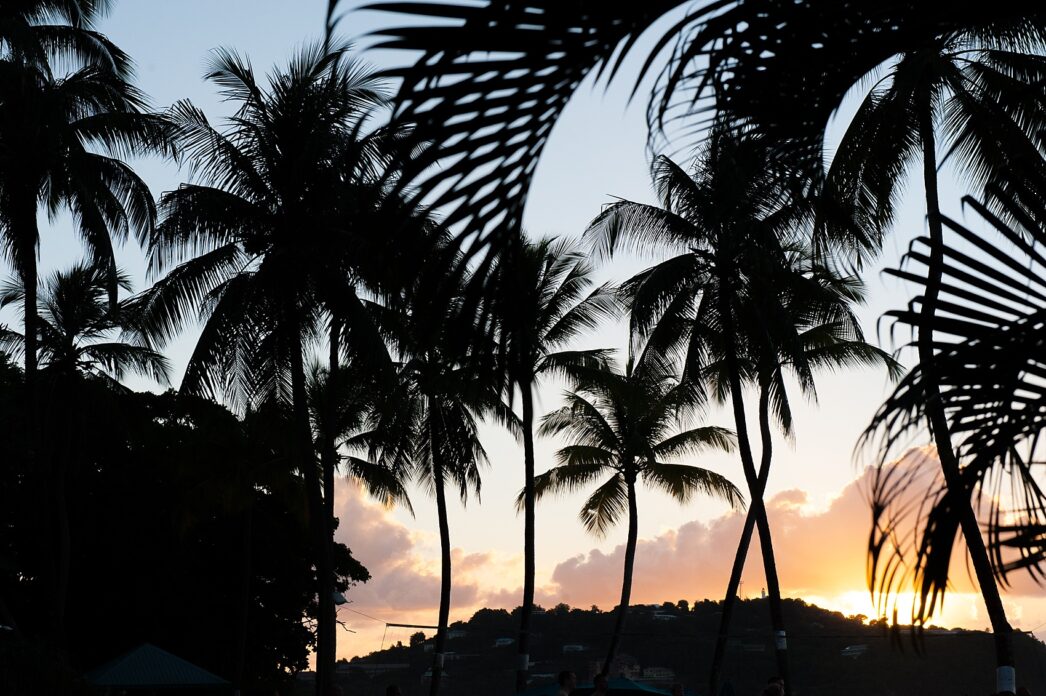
717,275,791,694
603,474,638,676
54,377,76,641
16,202,38,386
710,382,774,693
290,338,333,696
233,499,254,696
918,111,1015,695
430,437,453,696
320,318,342,677
516,380,535,692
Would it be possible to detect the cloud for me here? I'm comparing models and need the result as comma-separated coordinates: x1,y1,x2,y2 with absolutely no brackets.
331,462,1046,660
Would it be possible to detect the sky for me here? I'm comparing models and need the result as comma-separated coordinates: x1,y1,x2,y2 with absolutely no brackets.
6,0,1046,662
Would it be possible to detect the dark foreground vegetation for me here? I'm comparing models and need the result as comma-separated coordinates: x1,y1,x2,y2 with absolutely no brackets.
0,356,368,695
331,600,1046,696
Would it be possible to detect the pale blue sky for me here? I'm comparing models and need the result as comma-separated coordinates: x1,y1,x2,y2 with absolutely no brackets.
3,0,993,609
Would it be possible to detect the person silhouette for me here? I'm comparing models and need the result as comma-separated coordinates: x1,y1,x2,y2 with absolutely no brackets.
557,670,577,696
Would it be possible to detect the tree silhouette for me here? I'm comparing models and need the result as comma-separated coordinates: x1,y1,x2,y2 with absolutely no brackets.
129,43,412,695
829,28,1046,691
372,270,514,695
0,261,169,635
585,126,895,692
532,349,741,675
488,233,616,690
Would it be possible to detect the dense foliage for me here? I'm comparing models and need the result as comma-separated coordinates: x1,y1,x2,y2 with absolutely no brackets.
0,359,368,694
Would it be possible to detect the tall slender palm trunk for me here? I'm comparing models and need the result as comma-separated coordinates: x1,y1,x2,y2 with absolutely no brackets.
430,442,453,696
602,474,638,676
718,279,791,693
53,377,77,641
233,500,254,696
516,381,536,692
16,205,38,385
918,112,1015,695
320,319,342,677
710,384,774,693
290,339,334,696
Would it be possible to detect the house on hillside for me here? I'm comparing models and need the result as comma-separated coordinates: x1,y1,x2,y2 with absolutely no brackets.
494,637,515,647
642,666,676,681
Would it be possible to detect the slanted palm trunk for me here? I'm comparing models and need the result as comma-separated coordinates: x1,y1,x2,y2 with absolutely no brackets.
718,282,791,694
918,111,1015,695
430,435,453,696
602,473,638,676
516,381,536,692
289,337,334,696
710,384,774,693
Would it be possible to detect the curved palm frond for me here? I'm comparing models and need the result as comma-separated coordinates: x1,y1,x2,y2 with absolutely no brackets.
865,180,1046,592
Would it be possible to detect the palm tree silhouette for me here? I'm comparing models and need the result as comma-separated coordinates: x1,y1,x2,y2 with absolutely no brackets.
0,261,169,388
488,233,616,690
0,261,169,633
0,43,171,526
701,258,899,694
306,357,413,515
130,43,409,695
375,305,510,696
533,348,741,675
0,1,131,77
585,126,894,692
829,29,1046,690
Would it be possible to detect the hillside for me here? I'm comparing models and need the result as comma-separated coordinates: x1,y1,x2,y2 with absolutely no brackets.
304,599,1046,696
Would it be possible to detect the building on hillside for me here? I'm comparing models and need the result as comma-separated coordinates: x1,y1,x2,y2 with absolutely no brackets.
642,666,676,681
595,654,640,680
494,637,515,647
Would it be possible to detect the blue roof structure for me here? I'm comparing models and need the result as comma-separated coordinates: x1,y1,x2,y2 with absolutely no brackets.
87,643,229,690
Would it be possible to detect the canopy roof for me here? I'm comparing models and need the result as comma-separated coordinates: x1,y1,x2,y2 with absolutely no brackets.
87,643,229,689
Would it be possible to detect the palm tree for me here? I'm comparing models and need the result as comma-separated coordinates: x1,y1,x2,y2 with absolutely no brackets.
584,125,896,692
306,356,414,515
0,261,169,633
487,232,616,690
130,43,412,695
0,54,171,506
863,170,1046,639
828,31,1046,691
0,0,130,77
375,323,508,695
0,262,169,385
703,260,899,694
533,349,741,675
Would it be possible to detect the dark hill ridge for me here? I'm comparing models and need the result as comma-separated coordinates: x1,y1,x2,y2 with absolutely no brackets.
316,599,1046,696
